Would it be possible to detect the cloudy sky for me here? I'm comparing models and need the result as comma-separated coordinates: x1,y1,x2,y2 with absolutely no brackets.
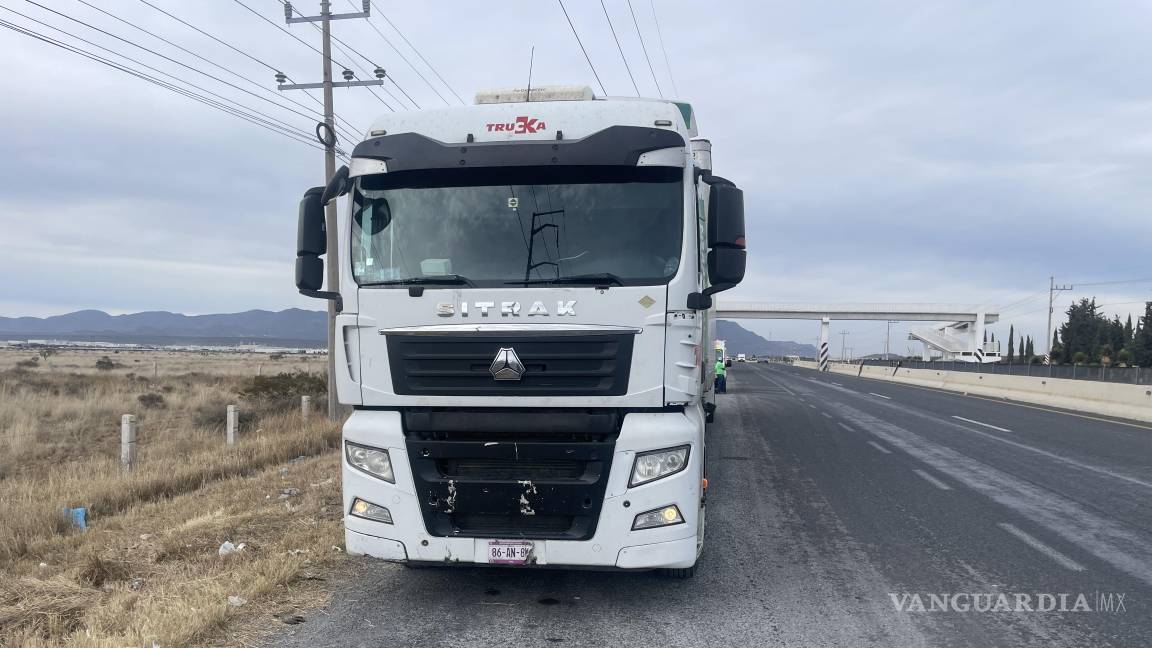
2,0,1150,354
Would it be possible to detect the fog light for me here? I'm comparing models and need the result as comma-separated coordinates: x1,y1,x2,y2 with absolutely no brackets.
350,498,393,524
632,505,684,530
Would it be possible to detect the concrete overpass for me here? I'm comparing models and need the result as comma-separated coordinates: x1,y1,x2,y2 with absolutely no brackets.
714,301,1001,370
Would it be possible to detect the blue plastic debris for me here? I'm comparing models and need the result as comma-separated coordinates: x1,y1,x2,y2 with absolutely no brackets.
63,507,88,531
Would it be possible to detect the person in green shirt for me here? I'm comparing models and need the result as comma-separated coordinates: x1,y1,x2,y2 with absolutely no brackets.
714,359,727,393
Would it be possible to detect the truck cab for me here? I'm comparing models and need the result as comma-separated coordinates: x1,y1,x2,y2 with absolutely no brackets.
294,86,746,575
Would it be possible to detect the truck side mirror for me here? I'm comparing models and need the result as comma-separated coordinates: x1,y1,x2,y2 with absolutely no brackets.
707,183,745,249
688,181,747,310
295,186,342,309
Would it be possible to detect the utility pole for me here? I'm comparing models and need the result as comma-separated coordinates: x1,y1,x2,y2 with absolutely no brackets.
278,1,382,421
885,320,899,360
839,330,850,362
1045,276,1073,359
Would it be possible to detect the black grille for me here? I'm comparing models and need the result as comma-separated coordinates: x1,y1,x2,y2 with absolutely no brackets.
452,514,574,535
438,458,587,480
386,333,634,396
405,422,616,540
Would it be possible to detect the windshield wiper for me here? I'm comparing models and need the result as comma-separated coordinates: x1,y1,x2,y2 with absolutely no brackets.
506,273,624,286
362,274,475,287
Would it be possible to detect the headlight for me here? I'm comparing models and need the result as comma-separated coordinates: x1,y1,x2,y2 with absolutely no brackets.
629,445,690,487
345,442,395,483
632,505,684,530
350,497,393,524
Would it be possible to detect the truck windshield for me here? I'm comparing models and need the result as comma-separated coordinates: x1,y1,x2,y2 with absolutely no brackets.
351,165,682,287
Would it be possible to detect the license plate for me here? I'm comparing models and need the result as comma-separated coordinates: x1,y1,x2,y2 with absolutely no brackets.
487,540,534,565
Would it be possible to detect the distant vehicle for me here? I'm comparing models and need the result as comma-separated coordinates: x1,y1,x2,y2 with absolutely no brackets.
748,355,758,362
293,85,747,578
736,353,747,362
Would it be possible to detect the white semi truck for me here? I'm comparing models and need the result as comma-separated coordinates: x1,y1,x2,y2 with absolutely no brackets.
294,86,746,577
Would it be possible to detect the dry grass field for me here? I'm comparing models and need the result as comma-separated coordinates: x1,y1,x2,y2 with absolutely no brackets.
0,348,347,647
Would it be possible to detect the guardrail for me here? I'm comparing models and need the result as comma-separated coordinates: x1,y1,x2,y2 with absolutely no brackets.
859,360,1151,385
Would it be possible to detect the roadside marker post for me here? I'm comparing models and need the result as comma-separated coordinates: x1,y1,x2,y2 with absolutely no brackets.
226,405,238,446
301,395,312,420
120,414,137,473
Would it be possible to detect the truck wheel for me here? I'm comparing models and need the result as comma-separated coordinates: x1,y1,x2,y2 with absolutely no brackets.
705,409,715,424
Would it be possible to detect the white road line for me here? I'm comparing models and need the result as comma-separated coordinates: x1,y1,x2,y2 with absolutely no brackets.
807,404,817,409
868,392,891,400
913,469,953,490
951,415,1012,433
831,382,842,387
838,422,854,432
998,523,1086,572
821,412,833,419
867,441,893,454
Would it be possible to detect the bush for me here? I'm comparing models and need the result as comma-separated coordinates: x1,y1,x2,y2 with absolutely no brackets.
95,356,122,371
192,401,257,431
137,393,167,409
239,371,326,408
15,357,39,369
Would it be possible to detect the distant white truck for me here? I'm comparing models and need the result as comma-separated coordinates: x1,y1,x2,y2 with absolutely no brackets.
736,353,747,363
294,85,747,577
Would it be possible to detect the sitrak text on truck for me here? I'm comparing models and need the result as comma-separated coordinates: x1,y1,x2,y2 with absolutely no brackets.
294,85,746,576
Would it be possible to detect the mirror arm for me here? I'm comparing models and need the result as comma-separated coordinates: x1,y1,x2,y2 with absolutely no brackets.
299,288,343,312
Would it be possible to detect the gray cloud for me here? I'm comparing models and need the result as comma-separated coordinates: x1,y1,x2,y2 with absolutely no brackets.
1,1,1150,351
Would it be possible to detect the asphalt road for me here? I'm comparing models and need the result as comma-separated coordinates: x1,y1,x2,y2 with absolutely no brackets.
272,363,1152,647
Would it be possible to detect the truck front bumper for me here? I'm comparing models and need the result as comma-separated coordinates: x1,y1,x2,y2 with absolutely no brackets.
341,409,703,570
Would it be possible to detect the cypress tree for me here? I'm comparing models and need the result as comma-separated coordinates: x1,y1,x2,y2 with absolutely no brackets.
1025,336,1034,361
1007,325,1015,363
1019,335,1025,363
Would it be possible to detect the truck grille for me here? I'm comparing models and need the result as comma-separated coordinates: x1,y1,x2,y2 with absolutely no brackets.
385,333,634,396
405,422,616,540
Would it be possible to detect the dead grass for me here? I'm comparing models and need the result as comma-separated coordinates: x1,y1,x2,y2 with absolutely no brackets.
0,351,347,647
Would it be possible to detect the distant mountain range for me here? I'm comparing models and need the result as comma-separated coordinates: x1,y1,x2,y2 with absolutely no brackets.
1,309,817,355
716,320,818,358
0,309,327,347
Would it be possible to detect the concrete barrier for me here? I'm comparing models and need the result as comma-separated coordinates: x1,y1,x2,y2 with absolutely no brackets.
790,361,1152,423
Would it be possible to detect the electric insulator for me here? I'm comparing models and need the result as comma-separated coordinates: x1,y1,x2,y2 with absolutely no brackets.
283,3,292,20
374,67,385,79
342,69,355,81
274,71,287,84
362,0,370,12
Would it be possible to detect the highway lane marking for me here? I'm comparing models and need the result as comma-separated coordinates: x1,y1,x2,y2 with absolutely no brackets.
831,382,842,387
838,423,854,432
867,441,892,454
807,404,817,410
951,416,1012,433
868,392,891,400
913,469,953,490
821,412,833,419
998,523,1086,572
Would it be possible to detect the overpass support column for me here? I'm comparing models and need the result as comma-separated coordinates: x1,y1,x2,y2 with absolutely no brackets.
974,311,987,363
819,317,830,371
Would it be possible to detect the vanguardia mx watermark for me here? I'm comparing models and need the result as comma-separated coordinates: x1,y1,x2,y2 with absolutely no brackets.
889,591,1127,613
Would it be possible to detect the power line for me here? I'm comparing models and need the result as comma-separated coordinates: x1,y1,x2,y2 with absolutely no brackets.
231,0,392,111
133,0,362,139
79,0,360,144
347,0,449,106
557,0,607,96
1067,277,1152,287
18,0,335,131
649,0,678,97
283,1,416,110
371,2,464,104
0,4,320,145
626,0,661,97
599,0,639,97
0,17,343,159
